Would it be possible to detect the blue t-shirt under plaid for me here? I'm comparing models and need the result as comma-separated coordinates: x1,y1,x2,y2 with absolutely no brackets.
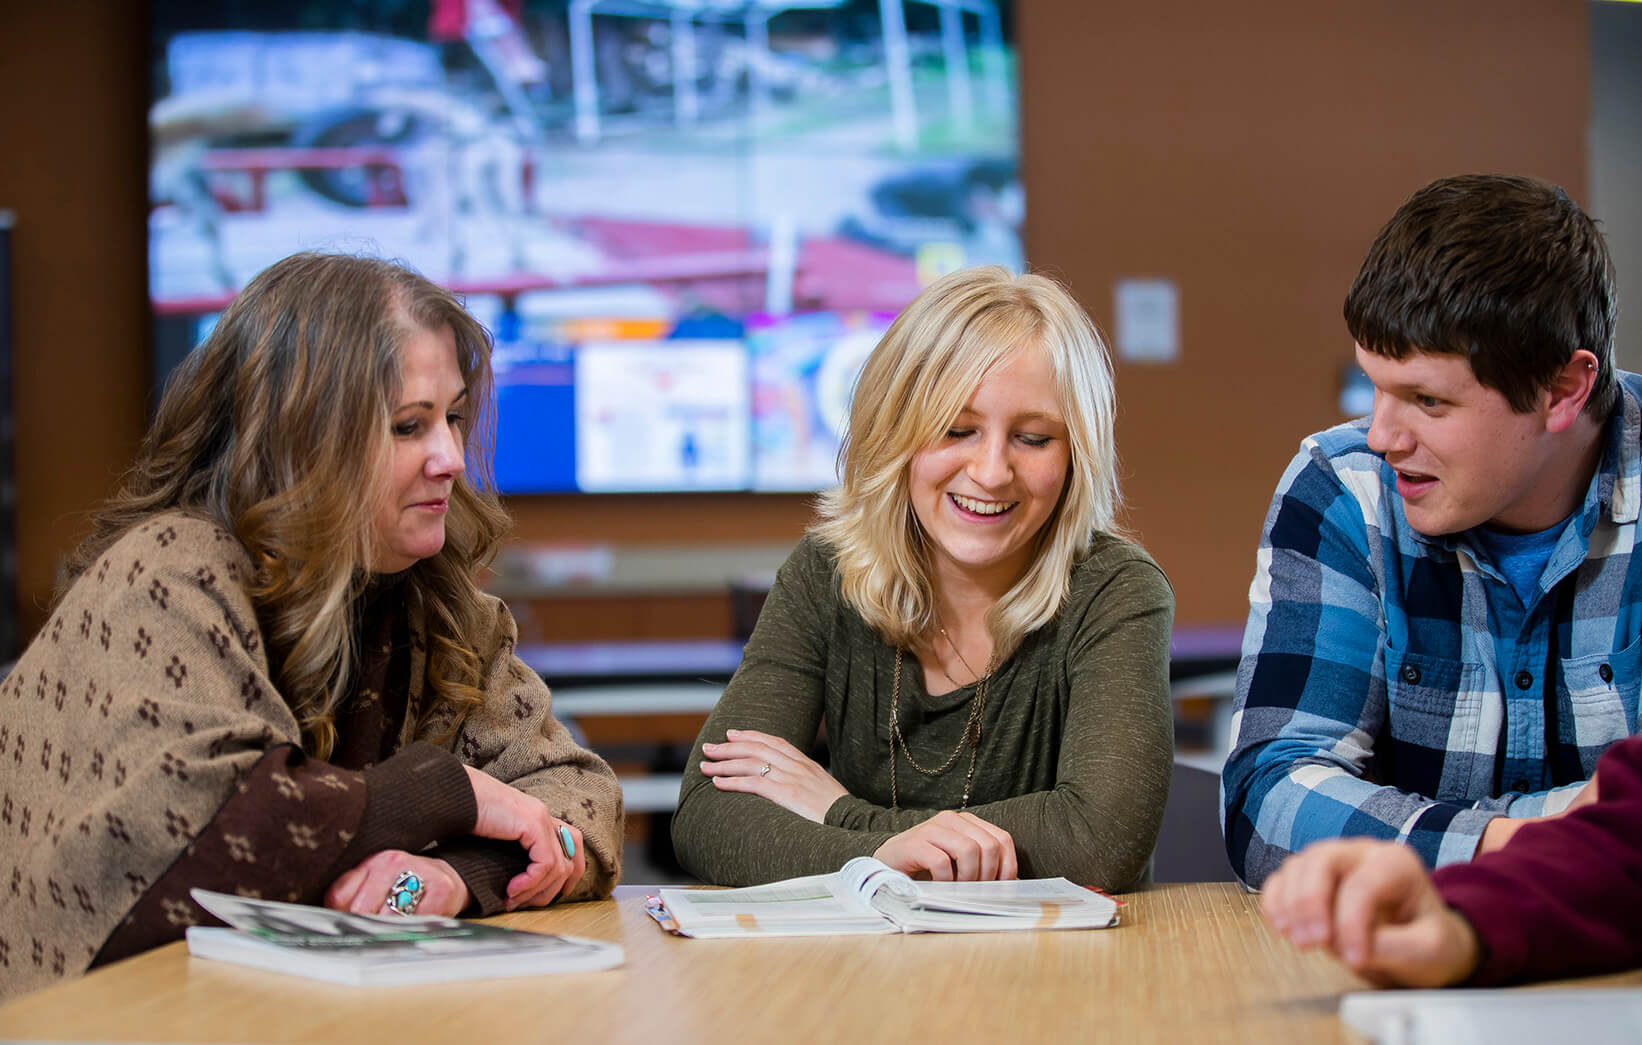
1222,372,1642,888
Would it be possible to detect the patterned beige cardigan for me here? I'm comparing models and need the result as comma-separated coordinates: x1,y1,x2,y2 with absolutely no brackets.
0,514,623,999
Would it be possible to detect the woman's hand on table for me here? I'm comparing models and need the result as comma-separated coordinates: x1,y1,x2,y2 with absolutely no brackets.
873,810,1018,882
465,765,587,910
325,851,469,917
1261,838,1479,987
699,729,849,822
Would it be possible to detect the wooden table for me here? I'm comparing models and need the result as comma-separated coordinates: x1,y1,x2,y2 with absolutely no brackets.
2,883,1636,1043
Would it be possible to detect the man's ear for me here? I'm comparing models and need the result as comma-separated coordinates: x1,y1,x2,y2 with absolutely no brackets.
1543,350,1600,434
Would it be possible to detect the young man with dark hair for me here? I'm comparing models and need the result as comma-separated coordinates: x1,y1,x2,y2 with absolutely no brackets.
1222,174,1637,888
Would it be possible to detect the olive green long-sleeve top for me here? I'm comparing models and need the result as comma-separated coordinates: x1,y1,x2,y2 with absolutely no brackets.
672,533,1175,889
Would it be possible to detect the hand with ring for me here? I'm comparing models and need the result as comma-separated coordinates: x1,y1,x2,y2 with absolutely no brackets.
464,765,588,910
386,870,425,915
699,728,848,823
324,850,469,917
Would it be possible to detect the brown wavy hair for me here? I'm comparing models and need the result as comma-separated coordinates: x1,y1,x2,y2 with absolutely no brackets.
61,252,511,757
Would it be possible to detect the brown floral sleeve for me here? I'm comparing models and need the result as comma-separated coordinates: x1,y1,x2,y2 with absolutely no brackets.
93,740,475,965
434,598,625,902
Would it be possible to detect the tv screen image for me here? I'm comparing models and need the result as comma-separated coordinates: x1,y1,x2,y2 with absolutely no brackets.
749,309,891,491
149,0,1020,492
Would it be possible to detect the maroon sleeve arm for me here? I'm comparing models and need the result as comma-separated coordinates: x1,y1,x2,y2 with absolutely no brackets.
1432,734,1642,986
92,740,474,966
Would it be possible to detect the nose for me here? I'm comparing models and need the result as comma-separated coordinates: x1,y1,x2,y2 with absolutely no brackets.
426,422,466,480
966,433,1013,489
1364,392,1410,456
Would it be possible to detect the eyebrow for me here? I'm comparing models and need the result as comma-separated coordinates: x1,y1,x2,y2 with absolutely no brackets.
394,387,469,413
954,406,1066,425
1014,410,1066,425
1374,377,1449,398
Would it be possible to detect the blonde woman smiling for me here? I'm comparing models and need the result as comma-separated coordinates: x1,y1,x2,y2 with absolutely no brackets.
673,266,1173,888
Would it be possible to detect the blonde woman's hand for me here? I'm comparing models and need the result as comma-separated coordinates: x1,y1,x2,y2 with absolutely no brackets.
699,728,849,822
1261,838,1479,987
872,810,1017,882
325,850,469,917
464,765,587,910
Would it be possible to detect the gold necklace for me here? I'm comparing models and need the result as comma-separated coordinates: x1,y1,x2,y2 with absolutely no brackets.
938,624,986,685
888,643,997,810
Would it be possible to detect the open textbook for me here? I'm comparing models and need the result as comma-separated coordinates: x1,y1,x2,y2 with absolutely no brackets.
184,889,623,985
651,856,1120,938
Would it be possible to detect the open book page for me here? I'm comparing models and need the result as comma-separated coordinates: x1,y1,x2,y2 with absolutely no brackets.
834,855,1118,931
656,870,897,938
655,858,1118,937
836,855,920,905
869,877,1119,932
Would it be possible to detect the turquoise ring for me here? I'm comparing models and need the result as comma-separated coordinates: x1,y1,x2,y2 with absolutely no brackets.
385,870,426,916
557,824,577,860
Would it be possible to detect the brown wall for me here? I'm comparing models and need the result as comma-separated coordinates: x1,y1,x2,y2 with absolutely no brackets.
3,7,152,644
1,2,1590,643
1020,0,1587,623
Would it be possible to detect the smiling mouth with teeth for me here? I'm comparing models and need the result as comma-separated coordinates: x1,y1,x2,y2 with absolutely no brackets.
951,493,1017,516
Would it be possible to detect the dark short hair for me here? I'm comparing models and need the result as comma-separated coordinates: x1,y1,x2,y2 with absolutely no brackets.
1344,174,1617,418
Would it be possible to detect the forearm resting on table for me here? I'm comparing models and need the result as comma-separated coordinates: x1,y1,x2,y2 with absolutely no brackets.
673,775,895,885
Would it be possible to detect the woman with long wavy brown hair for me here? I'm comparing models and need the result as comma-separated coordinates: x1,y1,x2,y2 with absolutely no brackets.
0,252,622,1000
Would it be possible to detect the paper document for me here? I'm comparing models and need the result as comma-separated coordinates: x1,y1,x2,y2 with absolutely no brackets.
1341,987,1642,1045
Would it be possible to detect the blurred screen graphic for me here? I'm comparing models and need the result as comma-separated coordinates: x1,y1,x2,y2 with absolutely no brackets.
149,0,1020,492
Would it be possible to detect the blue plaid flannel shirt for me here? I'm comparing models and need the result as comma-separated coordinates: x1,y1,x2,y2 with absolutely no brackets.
1222,372,1642,888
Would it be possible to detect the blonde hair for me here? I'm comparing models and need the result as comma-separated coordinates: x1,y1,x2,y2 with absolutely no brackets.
812,266,1122,655
62,252,511,757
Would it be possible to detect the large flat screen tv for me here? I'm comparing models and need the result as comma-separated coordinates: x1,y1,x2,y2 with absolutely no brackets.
149,0,1020,492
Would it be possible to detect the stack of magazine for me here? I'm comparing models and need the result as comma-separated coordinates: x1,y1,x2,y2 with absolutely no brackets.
185,889,623,985
649,857,1121,938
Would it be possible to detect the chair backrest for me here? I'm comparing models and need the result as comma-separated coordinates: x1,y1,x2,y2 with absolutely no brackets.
1152,758,1237,883
727,577,771,641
